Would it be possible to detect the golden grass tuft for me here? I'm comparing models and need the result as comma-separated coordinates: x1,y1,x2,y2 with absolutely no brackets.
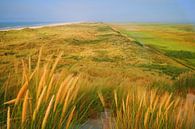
49,52,63,79
45,75,54,101
54,74,73,111
4,99,16,105
65,106,76,129
144,108,150,129
22,90,29,124
36,65,47,99
41,95,55,129
32,86,47,121
114,90,118,108
15,80,28,105
15,68,36,105
7,107,11,129
98,92,106,108
57,75,80,127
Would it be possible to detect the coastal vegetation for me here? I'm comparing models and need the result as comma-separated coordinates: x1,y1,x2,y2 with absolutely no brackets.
0,23,195,128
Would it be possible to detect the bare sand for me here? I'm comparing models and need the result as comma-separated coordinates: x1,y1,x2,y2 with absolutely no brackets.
0,22,82,31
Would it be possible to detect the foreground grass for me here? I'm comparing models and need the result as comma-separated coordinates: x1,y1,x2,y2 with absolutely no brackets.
1,51,195,129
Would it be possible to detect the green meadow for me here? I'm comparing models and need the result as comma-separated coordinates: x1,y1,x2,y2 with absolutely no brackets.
113,23,195,69
0,23,195,129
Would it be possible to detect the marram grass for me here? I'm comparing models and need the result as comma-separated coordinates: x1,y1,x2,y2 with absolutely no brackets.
1,50,195,129
2,50,81,129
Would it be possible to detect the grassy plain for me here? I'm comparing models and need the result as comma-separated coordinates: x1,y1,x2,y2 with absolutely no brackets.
0,23,195,128
112,23,195,68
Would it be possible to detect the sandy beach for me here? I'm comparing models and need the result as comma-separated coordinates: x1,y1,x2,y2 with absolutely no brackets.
0,22,81,31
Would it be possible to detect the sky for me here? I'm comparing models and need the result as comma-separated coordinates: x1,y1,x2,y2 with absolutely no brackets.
0,0,195,23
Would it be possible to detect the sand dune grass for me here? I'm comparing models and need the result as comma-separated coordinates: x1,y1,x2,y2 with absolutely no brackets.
0,23,195,129
0,50,195,129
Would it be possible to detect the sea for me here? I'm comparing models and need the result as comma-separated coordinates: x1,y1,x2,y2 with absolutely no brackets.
0,22,58,30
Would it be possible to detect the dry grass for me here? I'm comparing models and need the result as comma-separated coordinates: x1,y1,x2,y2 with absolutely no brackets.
1,51,195,129
22,90,29,124
109,88,195,129
7,107,10,129
1,49,82,129
0,23,195,129
41,95,54,129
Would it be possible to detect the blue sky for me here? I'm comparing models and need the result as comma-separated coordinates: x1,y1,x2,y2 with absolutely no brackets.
0,0,195,23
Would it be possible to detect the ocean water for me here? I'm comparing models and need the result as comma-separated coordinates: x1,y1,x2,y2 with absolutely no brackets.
0,22,56,30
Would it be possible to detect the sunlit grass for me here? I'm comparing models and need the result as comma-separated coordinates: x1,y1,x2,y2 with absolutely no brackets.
1,23,195,129
0,50,195,129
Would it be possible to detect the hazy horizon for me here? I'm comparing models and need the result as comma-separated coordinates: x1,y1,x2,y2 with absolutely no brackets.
0,0,195,23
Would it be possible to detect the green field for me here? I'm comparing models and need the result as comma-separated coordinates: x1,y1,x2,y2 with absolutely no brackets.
112,23,195,69
0,23,195,129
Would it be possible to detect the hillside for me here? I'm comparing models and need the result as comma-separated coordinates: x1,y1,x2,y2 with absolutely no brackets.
0,23,195,129
0,23,191,87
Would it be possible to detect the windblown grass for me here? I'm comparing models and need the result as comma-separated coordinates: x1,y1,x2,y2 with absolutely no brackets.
1,50,195,129
1,50,82,129
0,23,195,129
110,87,195,129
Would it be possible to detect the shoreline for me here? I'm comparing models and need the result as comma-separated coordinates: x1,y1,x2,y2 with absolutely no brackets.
0,22,82,31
